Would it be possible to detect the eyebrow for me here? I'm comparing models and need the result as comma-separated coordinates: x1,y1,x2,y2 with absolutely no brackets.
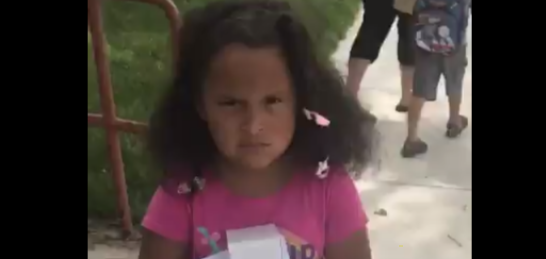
215,91,288,98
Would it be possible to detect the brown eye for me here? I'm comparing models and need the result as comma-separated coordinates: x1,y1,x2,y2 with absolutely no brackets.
265,96,282,105
218,99,239,107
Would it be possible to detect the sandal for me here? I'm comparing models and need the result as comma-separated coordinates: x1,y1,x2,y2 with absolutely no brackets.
446,115,469,138
395,104,409,113
401,139,428,158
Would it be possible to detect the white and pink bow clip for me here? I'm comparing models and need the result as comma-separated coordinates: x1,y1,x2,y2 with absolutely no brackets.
315,156,330,179
177,177,206,194
303,108,330,127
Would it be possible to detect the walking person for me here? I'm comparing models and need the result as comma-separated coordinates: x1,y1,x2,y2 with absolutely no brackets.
347,0,415,113
401,0,472,158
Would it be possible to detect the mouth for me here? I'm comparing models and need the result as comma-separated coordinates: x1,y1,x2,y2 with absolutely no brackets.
238,143,271,150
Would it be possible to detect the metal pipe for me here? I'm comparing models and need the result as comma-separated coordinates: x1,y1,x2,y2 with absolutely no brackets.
88,0,133,235
87,0,181,236
88,113,148,135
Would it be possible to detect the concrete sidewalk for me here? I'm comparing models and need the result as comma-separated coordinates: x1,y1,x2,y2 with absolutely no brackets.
332,10,472,259
88,10,472,259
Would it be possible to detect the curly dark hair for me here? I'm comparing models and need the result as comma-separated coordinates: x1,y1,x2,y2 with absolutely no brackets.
148,0,378,181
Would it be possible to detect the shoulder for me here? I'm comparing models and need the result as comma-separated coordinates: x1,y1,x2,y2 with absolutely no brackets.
141,186,192,242
293,165,360,210
301,165,357,192
141,165,204,242
323,166,359,201
320,167,368,244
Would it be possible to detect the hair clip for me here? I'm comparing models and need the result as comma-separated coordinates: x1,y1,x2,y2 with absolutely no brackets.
193,177,206,190
176,177,206,194
177,182,191,194
303,108,330,127
316,157,330,179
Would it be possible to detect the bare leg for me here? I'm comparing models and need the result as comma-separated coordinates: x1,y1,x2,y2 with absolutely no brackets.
346,58,371,94
448,94,462,125
395,10,415,112
444,46,468,138
399,65,414,107
407,96,425,142
401,95,429,158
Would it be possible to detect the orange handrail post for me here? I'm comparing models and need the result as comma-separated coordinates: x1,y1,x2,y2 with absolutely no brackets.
87,0,180,236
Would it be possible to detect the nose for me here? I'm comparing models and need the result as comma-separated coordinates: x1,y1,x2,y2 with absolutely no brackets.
241,106,264,135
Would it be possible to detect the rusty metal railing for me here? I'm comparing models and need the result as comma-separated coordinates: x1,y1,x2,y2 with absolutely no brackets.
88,0,181,235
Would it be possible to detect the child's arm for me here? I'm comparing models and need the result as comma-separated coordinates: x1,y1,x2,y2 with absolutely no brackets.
323,171,372,259
139,187,192,259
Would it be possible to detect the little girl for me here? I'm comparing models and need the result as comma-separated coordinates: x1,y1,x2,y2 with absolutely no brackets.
139,1,378,258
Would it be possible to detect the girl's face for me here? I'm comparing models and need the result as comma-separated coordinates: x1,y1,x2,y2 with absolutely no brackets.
200,44,296,171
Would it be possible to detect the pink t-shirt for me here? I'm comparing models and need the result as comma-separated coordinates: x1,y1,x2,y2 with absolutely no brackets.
142,167,368,259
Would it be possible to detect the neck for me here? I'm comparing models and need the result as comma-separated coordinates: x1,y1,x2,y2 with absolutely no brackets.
214,158,294,198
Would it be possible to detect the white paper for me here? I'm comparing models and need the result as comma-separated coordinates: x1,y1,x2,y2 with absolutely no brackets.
226,224,289,259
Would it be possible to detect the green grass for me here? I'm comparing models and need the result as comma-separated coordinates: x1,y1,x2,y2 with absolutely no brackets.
88,0,361,221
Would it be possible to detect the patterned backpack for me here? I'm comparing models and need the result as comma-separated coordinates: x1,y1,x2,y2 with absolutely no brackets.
414,0,468,55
